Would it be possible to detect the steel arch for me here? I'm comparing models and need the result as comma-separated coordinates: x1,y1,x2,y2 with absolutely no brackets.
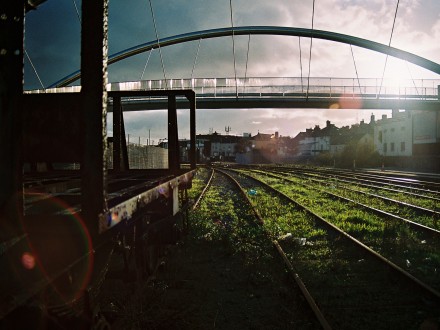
50,26,440,88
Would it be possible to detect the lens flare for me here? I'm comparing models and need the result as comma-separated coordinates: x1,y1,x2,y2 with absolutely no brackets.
22,193,94,304
21,252,36,270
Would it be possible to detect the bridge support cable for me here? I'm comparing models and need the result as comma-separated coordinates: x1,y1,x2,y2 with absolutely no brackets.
191,39,201,80
24,49,45,90
148,0,168,88
229,0,239,98
71,0,81,23
379,0,400,96
306,0,316,100
140,49,153,80
299,37,304,93
243,34,251,93
350,45,362,95
405,60,420,96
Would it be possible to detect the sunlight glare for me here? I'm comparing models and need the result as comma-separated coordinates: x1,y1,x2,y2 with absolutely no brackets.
21,252,36,270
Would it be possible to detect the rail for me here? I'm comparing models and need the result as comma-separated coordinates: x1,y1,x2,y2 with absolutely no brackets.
26,77,440,101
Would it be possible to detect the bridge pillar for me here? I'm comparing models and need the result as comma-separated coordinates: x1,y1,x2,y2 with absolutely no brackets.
0,1,24,237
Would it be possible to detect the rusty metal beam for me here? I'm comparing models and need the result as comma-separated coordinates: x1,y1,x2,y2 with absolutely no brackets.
80,0,109,238
113,96,122,171
0,1,24,237
189,92,196,169
168,95,179,172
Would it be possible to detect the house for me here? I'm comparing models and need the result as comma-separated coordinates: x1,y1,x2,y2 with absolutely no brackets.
374,110,412,157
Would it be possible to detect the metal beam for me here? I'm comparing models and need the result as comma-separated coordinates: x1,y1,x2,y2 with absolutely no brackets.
50,26,440,88
109,97,440,111
167,95,179,173
0,1,24,236
80,0,109,238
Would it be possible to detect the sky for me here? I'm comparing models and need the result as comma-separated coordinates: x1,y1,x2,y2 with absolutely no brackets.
24,0,440,143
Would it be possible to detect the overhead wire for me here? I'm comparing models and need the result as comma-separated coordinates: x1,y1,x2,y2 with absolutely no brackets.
191,39,202,80
378,0,400,96
148,0,168,88
25,49,45,90
229,0,239,97
306,0,316,100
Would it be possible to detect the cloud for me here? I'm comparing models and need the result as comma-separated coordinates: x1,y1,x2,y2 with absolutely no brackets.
24,1,440,145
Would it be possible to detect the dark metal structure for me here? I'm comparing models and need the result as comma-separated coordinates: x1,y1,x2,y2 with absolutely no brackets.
0,1,196,326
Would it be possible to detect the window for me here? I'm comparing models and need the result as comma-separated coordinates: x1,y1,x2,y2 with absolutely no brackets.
383,143,387,153
378,131,383,143
390,143,395,152
401,142,405,152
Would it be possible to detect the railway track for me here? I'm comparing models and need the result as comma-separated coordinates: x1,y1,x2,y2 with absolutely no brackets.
205,166,440,329
240,167,440,291
190,168,321,329
263,166,440,227
271,165,440,201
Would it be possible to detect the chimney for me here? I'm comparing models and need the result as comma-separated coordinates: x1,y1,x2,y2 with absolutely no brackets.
370,113,375,124
275,131,279,139
382,114,387,120
326,120,331,128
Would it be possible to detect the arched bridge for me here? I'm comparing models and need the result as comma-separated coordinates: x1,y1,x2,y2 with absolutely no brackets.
35,26,440,111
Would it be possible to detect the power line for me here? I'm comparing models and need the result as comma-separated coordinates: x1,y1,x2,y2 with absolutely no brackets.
148,0,168,88
229,0,238,97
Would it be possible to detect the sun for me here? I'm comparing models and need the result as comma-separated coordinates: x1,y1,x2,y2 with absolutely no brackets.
378,58,413,92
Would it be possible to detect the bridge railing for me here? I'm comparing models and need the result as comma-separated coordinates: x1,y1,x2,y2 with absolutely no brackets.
108,77,440,100
27,77,440,100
